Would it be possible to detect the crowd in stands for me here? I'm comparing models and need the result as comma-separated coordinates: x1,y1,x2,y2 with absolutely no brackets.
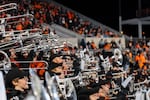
1,0,121,38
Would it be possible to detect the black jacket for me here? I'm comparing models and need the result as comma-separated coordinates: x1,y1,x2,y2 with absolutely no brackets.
7,88,28,100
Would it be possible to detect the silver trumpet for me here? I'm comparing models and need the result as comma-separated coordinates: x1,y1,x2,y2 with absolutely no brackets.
66,70,99,87
68,69,127,88
0,3,17,13
99,71,127,80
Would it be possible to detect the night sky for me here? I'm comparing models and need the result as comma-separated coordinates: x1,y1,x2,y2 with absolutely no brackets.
53,0,150,38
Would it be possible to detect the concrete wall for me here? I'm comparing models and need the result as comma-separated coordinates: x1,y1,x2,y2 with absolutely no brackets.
59,37,126,49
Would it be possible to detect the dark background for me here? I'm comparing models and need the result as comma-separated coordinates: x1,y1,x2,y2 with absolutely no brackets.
53,0,150,38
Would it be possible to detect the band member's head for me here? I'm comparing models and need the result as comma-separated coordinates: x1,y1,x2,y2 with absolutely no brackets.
49,62,63,75
48,54,64,75
5,67,29,90
49,54,63,64
99,80,111,94
48,54,70,78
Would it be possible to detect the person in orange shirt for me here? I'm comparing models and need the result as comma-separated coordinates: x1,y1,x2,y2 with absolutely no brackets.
29,51,45,79
91,40,97,50
138,50,149,70
34,3,42,9
103,42,112,51
16,22,23,30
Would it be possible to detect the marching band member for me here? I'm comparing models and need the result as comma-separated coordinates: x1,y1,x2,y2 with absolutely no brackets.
47,54,81,100
78,80,111,100
98,80,111,100
48,54,67,78
5,66,29,100
47,54,69,99
78,87,99,100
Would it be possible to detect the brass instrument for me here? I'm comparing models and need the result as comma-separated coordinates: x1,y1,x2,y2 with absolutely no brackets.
29,68,51,100
134,79,150,91
0,50,11,74
0,71,7,100
45,72,60,100
0,13,34,37
0,3,17,13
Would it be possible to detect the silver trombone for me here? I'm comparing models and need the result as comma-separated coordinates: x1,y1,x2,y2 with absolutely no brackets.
0,40,19,49
11,60,48,70
0,3,17,13
0,13,34,37
99,71,127,80
0,49,48,72
14,44,36,53
0,28,42,37
134,79,150,91
0,30,42,51
0,13,33,20
79,69,127,83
